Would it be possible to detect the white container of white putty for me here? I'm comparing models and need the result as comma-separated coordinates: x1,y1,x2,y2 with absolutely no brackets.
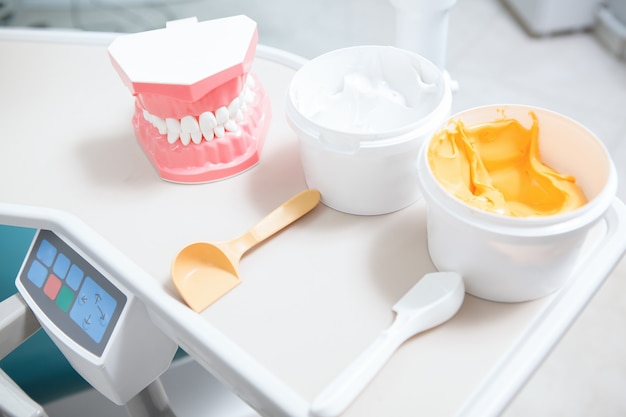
286,46,451,215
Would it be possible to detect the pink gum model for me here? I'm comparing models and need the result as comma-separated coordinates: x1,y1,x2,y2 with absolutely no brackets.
108,15,271,183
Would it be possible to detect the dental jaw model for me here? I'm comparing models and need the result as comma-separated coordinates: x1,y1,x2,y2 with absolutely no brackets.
108,16,271,183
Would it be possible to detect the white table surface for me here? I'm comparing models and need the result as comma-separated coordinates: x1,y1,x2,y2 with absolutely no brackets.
1,28,626,417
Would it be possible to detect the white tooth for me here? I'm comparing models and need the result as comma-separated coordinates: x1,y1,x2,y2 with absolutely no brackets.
167,132,179,144
142,109,150,121
191,130,203,144
180,131,191,146
199,112,217,140
247,75,256,88
166,118,180,144
179,116,194,144
244,89,255,104
228,98,240,118
224,120,238,132
203,130,215,141
153,116,167,135
215,106,229,125
181,116,200,135
214,125,225,138
235,109,244,121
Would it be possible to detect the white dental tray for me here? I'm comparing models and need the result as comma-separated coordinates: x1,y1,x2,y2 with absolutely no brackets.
1,29,626,417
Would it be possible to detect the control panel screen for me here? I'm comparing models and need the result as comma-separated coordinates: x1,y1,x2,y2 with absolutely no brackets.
19,230,126,356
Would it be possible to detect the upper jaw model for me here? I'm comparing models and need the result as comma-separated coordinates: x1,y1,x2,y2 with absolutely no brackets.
108,15,271,183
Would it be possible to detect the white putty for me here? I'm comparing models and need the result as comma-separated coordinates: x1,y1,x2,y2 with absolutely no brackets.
291,46,443,135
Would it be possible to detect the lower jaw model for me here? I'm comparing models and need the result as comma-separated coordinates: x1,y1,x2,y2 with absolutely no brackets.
108,15,271,184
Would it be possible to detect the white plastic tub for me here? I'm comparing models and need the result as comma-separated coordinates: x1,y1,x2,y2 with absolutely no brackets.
286,46,451,215
417,105,617,302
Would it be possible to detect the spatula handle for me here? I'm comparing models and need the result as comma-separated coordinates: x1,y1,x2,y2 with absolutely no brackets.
233,189,321,255
310,321,407,417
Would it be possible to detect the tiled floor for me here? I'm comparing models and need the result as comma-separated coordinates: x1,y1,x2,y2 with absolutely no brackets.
2,0,626,416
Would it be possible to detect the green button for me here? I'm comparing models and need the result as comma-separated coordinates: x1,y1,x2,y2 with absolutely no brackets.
56,286,75,312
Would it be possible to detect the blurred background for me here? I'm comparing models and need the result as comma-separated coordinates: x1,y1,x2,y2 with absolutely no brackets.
1,0,626,416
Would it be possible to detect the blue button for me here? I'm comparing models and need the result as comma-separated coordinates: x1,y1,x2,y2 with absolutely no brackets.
52,253,71,279
66,264,84,291
69,277,117,344
36,239,57,267
27,260,48,288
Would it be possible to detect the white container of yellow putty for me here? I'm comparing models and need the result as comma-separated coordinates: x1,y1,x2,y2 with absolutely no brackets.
286,46,451,215
417,105,618,302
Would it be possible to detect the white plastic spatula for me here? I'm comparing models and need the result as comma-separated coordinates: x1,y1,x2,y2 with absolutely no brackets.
310,272,465,417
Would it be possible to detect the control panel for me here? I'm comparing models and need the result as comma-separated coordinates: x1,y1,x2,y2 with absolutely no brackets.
15,228,177,405
19,229,126,356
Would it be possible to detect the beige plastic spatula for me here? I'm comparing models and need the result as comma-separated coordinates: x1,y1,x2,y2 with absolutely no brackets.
171,189,321,312
310,272,465,417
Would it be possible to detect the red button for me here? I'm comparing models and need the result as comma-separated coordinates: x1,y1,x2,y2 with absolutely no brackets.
43,274,62,300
